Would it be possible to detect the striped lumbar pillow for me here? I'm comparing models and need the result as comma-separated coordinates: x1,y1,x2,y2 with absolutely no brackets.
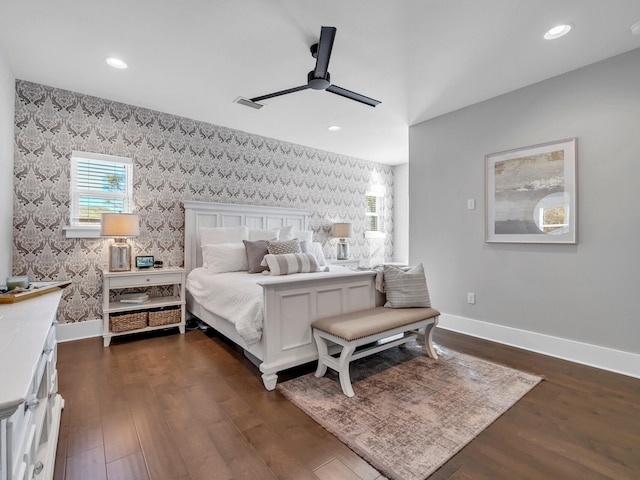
383,263,431,308
262,253,325,276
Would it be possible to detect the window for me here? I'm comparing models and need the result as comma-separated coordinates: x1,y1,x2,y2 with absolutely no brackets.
539,205,569,233
365,194,385,238
66,151,133,238
533,192,570,235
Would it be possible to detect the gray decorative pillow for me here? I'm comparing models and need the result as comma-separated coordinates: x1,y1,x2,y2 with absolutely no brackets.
243,239,270,273
383,263,431,308
266,238,301,255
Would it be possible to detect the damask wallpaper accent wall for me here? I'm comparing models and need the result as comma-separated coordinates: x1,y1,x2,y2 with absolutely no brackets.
13,80,394,324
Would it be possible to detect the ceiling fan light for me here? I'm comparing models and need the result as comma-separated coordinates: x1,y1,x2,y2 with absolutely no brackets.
544,24,572,40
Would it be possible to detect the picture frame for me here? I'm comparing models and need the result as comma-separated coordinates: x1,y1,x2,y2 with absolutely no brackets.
135,255,154,268
485,138,577,244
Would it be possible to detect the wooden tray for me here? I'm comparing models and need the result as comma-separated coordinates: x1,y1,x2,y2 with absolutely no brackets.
0,281,71,303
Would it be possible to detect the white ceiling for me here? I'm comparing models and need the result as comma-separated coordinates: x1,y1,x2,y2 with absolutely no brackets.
1,0,639,165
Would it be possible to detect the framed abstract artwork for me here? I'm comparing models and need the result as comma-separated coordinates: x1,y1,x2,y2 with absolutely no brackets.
485,138,577,244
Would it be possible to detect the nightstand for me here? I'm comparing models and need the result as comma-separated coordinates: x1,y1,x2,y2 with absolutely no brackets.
329,259,360,268
102,267,186,347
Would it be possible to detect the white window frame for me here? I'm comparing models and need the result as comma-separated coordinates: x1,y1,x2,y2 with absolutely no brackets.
65,151,133,238
364,193,386,239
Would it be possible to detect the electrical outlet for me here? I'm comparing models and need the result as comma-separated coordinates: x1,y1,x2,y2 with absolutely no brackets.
467,198,475,210
467,292,476,304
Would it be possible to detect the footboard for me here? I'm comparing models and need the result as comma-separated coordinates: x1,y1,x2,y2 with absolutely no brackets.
257,270,377,390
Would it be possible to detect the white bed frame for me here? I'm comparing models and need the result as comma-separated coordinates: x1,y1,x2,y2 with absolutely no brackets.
183,201,377,390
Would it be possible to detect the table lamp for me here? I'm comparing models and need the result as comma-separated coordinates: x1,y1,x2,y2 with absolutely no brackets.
101,213,140,272
333,223,352,260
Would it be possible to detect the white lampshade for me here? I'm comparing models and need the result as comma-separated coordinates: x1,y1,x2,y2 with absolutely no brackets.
101,213,140,237
332,223,352,238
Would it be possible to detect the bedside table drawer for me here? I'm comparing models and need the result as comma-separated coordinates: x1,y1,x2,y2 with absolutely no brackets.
109,272,183,288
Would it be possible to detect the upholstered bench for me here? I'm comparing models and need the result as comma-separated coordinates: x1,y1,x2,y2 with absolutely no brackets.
311,306,440,397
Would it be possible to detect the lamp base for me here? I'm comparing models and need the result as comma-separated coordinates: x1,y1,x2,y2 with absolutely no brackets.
337,241,350,260
109,239,131,272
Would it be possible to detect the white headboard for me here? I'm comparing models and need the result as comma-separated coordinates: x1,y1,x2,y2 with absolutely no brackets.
183,201,310,274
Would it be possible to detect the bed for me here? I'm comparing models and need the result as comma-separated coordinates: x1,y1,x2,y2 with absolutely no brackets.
184,201,377,390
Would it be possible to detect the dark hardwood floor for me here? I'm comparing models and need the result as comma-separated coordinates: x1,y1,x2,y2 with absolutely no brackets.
53,325,640,480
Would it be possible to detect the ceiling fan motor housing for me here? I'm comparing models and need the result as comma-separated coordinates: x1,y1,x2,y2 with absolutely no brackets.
308,71,330,90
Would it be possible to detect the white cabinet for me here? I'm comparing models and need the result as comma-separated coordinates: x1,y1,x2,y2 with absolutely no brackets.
0,290,64,480
102,267,186,347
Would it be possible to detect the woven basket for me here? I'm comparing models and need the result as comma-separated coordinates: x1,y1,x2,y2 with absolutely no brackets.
110,311,147,332
148,306,181,327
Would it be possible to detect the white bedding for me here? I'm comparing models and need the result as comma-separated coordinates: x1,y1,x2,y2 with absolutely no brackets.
186,266,358,345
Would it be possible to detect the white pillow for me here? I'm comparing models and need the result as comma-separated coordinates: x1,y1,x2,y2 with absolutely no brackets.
248,228,279,241
202,243,249,273
308,242,327,266
294,230,313,244
200,225,248,245
262,253,326,276
277,225,294,240
278,227,313,243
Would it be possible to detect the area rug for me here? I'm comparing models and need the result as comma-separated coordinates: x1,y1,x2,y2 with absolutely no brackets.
277,342,542,480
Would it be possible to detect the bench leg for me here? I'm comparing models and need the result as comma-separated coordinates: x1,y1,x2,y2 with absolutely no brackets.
338,343,357,397
313,329,329,378
423,318,439,360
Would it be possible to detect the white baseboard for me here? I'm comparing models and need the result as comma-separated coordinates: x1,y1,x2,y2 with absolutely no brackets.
438,313,640,379
56,318,102,343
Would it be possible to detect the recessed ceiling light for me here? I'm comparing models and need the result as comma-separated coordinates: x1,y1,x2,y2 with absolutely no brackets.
544,24,573,40
631,21,640,35
105,57,128,69
328,126,341,131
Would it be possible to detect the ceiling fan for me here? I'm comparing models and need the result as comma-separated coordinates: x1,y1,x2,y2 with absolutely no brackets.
237,26,381,109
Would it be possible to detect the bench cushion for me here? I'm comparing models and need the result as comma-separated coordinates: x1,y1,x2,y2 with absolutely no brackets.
311,306,440,341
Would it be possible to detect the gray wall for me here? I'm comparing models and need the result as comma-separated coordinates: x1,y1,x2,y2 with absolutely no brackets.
409,48,640,355
13,81,393,323
0,46,14,281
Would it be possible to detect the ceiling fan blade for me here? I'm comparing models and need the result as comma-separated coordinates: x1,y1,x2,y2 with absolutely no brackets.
326,85,381,107
250,85,310,103
313,26,337,78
